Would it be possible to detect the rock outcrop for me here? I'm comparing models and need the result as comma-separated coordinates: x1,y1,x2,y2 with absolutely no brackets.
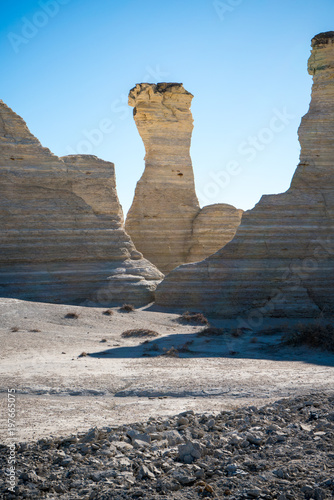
0,100,163,305
156,32,334,318
125,83,242,274
126,83,200,274
188,204,243,263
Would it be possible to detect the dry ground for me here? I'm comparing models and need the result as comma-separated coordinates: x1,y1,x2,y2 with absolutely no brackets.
1,298,334,443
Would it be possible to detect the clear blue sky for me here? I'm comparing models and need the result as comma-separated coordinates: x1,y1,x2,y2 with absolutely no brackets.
1,0,334,215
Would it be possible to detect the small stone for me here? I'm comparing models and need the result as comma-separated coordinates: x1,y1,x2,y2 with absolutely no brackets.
137,465,155,480
178,440,202,463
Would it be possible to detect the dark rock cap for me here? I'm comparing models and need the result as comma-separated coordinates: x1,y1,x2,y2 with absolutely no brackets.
312,31,334,47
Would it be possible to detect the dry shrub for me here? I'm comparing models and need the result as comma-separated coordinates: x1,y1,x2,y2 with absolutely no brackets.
178,311,209,325
29,329,41,333
121,329,159,338
65,312,79,319
178,340,194,353
231,328,244,338
78,352,88,357
103,309,113,316
161,347,179,357
100,339,107,343
10,326,19,332
119,304,135,313
197,327,224,337
282,322,334,352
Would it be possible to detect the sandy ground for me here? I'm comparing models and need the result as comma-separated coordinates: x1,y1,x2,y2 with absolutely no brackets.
1,298,334,443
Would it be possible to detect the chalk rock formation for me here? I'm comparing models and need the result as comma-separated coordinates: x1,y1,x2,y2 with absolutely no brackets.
188,204,243,263
126,83,242,274
156,32,334,318
0,100,163,305
126,83,200,274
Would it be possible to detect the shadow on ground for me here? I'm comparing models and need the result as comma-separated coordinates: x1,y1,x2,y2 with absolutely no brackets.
88,329,334,367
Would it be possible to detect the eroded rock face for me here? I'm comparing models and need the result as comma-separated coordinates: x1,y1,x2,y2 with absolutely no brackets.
188,204,243,263
126,83,200,274
126,83,242,274
156,32,334,318
0,101,163,305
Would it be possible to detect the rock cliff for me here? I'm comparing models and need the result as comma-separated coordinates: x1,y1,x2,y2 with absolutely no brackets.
126,83,242,274
156,32,334,318
0,100,163,305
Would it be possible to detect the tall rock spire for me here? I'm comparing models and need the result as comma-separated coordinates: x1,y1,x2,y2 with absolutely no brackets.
156,32,334,318
126,83,243,274
126,83,200,274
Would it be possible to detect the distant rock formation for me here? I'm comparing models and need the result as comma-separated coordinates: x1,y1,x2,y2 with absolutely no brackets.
188,204,243,263
125,83,242,274
156,32,334,318
0,100,163,305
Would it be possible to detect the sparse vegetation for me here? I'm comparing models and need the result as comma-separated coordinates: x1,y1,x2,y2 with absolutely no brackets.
10,326,19,332
29,329,41,333
119,304,135,313
178,340,194,353
65,312,79,319
102,309,113,316
161,346,179,357
78,352,88,357
121,329,159,338
178,311,209,325
197,326,224,337
100,339,107,343
282,322,334,352
231,328,244,338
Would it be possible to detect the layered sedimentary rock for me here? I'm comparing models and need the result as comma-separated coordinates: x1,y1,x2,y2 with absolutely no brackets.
188,204,243,263
126,83,200,274
126,83,242,274
0,101,163,305
156,32,334,318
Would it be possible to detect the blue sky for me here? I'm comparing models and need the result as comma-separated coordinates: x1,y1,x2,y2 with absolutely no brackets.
1,0,334,215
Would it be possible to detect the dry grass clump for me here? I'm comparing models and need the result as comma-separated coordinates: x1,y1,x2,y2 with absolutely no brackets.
282,322,334,352
197,326,224,337
178,340,194,353
103,309,113,316
10,326,19,332
29,329,41,333
161,346,179,357
119,304,135,313
65,312,79,319
78,352,88,357
121,329,159,338
231,328,245,338
178,311,209,325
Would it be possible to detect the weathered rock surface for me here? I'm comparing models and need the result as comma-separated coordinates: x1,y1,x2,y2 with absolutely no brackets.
126,83,200,274
126,83,242,274
188,204,243,263
1,392,334,499
0,100,163,305
156,32,334,318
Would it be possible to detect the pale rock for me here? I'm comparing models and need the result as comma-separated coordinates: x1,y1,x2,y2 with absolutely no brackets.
156,32,334,318
126,83,242,274
0,100,163,305
188,203,243,263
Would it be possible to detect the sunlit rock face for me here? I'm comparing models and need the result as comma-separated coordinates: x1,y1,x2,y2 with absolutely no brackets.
0,100,163,305
126,83,242,274
155,32,334,318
